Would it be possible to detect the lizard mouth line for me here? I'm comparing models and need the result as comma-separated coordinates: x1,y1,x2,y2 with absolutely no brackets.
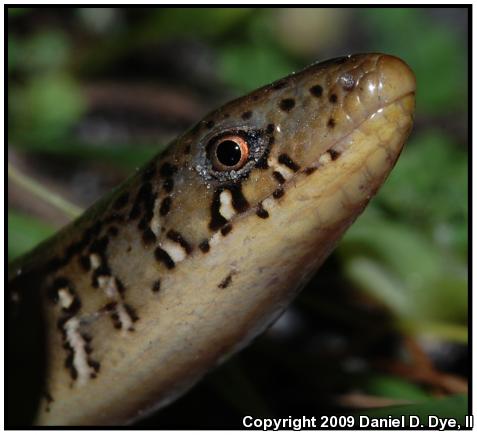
301,90,416,173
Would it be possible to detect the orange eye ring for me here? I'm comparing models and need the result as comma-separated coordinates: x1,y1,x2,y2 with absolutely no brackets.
211,135,250,171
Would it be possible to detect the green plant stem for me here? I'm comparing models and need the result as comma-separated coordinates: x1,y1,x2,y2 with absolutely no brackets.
8,162,83,219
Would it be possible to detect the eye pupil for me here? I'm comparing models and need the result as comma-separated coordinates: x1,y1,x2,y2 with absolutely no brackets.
208,133,250,173
216,140,242,167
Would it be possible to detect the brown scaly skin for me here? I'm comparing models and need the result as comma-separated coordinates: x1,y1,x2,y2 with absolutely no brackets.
7,53,416,426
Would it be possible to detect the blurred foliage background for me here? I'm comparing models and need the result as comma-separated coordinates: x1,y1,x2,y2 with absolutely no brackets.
8,7,468,427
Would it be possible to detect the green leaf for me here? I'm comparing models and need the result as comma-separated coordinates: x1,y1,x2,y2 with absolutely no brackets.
12,140,161,170
141,8,254,40
218,43,296,92
377,131,468,256
10,74,86,145
8,210,56,261
341,216,467,340
365,375,430,401
18,30,71,73
357,394,468,427
8,7,32,16
8,36,18,72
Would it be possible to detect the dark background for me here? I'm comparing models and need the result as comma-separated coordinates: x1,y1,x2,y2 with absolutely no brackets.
7,7,469,427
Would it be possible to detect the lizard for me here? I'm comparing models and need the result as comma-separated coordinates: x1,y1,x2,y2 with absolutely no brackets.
7,53,416,426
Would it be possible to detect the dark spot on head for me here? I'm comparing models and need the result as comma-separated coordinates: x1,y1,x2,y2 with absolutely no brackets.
167,230,192,254
199,240,210,253
108,226,119,237
87,221,103,240
256,203,269,219
328,148,341,160
137,182,152,201
228,183,249,213
218,273,233,289
279,98,295,112
184,144,191,154
221,224,232,236
272,79,288,90
129,203,141,220
91,262,112,288
104,212,124,224
88,359,100,375
327,118,336,128
305,166,317,175
241,111,253,120
124,304,139,323
101,302,118,313
64,240,85,265
205,120,215,129
154,247,175,269
89,235,109,255
45,256,63,274
142,163,156,182
129,182,153,222
278,153,300,172
273,187,285,199
115,278,126,295
152,279,161,293
310,84,323,97
143,192,157,221
113,192,129,210
329,94,338,103
252,95,259,101
79,255,91,271
266,123,275,134
163,178,174,193
160,162,178,178
160,196,172,216
102,301,117,312
111,312,121,329
142,227,157,245
272,171,286,184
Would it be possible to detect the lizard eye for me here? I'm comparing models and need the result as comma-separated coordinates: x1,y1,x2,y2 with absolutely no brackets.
210,135,249,171
197,128,269,182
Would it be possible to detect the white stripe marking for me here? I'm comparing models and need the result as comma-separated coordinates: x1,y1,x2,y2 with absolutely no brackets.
268,157,294,180
64,317,92,385
219,190,236,220
116,304,133,332
161,239,187,263
318,152,332,166
58,288,74,309
89,254,101,270
150,196,162,236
